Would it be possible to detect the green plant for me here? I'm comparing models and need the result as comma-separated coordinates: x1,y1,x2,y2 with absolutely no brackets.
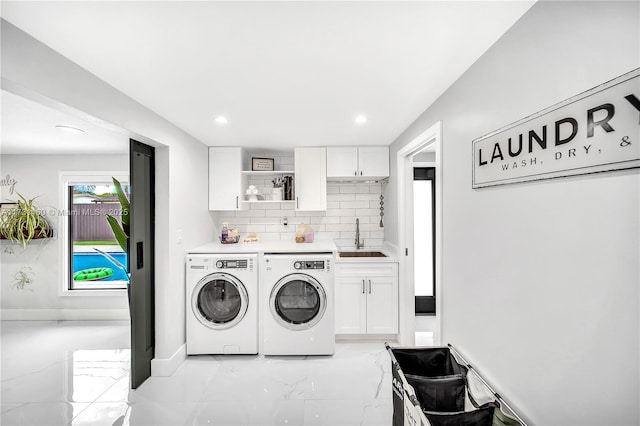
0,193,51,248
105,177,130,254
12,266,34,290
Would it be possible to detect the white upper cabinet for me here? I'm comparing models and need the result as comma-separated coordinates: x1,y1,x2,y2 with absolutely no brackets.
326,146,389,180
294,147,327,211
208,147,248,211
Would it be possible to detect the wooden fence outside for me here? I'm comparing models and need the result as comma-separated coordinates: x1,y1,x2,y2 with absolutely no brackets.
72,203,123,241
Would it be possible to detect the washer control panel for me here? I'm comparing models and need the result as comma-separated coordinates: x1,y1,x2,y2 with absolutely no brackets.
215,259,251,270
293,260,328,270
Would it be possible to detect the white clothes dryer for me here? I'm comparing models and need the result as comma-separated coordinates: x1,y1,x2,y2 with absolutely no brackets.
261,253,334,355
186,253,258,355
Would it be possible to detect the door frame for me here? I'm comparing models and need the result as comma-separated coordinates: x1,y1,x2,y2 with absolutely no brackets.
396,121,442,346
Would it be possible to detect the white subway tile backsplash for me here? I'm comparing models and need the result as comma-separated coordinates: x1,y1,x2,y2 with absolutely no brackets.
353,186,371,194
212,181,385,248
232,217,252,225
295,210,325,217
355,208,379,217
312,216,340,225
264,210,285,217
252,217,280,224
246,224,266,233
340,200,370,209
332,224,356,232
338,184,356,193
326,208,355,217
356,193,379,201
327,193,355,202
339,216,357,224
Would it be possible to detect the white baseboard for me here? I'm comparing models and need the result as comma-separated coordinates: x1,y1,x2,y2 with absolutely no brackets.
335,334,398,343
151,343,186,377
1,308,130,321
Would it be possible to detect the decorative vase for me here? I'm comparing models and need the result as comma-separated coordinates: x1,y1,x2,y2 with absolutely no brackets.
271,187,283,201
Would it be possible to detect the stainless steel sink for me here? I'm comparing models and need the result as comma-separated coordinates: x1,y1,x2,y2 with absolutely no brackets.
338,251,387,258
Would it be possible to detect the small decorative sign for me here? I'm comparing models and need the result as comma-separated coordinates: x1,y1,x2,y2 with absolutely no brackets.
252,157,274,171
472,69,639,188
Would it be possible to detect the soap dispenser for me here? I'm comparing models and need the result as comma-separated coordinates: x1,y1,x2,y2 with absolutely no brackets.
221,222,229,242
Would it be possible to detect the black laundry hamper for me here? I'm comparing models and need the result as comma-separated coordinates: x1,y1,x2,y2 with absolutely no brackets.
386,344,525,426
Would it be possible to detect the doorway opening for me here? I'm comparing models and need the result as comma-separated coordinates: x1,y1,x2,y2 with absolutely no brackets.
396,121,442,346
1,85,156,389
413,166,435,315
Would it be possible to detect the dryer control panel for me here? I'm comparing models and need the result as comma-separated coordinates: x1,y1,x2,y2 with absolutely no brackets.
293,260,329,270
215,259,252,270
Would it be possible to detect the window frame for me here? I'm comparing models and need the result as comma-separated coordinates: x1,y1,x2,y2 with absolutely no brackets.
59,171,129,297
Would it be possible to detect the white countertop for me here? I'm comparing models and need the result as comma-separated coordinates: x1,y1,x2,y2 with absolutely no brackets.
188,239,338,254
188,239,399,263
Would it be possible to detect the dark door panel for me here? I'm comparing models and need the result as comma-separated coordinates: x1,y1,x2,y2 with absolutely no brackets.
129,139,155,389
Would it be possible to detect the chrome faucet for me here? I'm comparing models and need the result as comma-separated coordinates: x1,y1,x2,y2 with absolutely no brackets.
355,218,364,249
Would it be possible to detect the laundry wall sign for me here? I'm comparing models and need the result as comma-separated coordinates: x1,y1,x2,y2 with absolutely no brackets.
472,69,639,188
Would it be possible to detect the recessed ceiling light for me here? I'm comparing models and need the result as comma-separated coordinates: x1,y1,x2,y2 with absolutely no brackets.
355,115,367,124
55,125,85,134
214,116,228,125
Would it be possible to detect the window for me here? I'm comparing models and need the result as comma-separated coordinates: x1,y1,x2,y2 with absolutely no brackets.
60,172,129,295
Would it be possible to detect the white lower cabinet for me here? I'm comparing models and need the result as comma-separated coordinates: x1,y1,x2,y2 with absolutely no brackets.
335,262,398,334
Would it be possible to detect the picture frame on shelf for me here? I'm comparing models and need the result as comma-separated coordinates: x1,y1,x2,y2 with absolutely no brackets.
251,157,274,171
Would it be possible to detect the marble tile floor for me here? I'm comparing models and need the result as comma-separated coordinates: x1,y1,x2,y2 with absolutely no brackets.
1,321,393,426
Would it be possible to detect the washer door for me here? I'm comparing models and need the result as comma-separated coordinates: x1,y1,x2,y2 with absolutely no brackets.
192,272,248,330
270,273,327,331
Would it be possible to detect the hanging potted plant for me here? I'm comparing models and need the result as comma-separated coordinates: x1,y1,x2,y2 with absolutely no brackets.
0,193,52,248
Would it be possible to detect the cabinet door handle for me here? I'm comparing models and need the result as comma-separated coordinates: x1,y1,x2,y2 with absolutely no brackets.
354,171,357,176
368,279,372,294
236,196,239,209
296,196,299,209
360,171,363,176
362,279,365,294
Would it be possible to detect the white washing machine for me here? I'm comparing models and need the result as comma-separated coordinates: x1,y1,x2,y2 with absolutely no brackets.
186,253,258,355
261,253,335,355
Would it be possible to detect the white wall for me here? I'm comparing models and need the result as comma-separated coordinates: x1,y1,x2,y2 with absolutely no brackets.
1,21,213,371
387,2,639,425
0,154,129,319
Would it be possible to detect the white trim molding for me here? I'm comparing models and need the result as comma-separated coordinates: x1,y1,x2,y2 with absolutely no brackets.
151,344,187,377
396,121,443,346
1,308,130,321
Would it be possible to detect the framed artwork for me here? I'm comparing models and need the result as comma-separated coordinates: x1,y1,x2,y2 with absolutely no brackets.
252,157,274,171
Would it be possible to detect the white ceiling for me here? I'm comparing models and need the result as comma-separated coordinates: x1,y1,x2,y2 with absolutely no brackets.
1,90,130,155
0,1,534,153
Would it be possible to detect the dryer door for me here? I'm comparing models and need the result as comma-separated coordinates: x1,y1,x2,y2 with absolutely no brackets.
192,272,248,330
270,273,327,331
